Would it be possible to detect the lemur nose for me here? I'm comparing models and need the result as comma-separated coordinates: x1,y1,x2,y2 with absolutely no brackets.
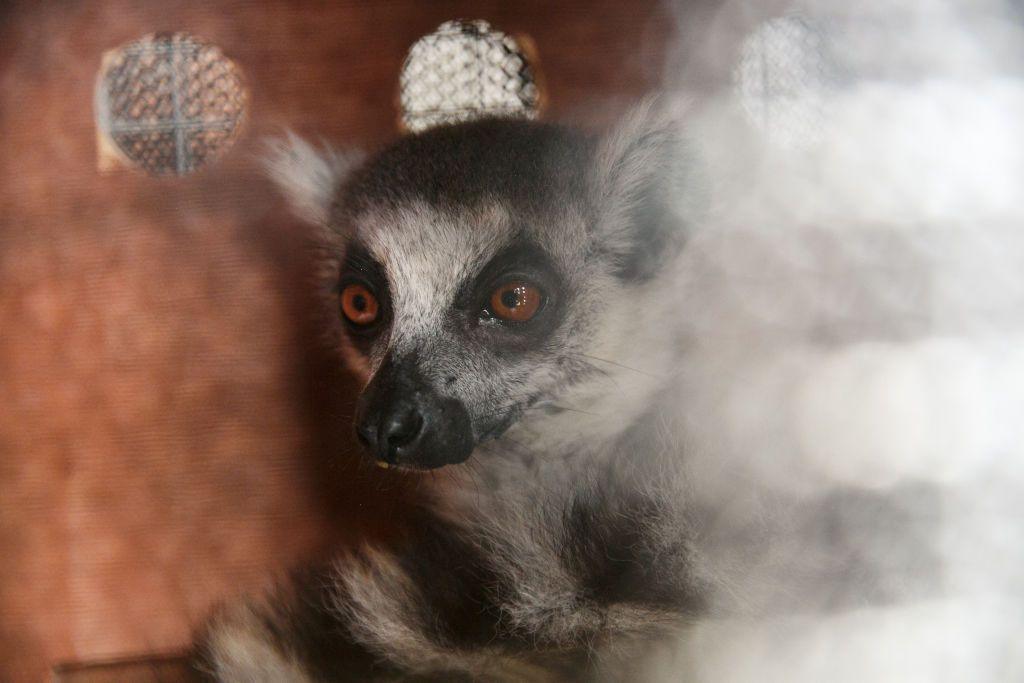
381,405,424,451
354,356,475,469
356,400,424,463
356,401,425,464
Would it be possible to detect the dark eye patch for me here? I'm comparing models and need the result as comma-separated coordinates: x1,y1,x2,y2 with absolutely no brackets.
453,239,565,349
336,241,391,350
338,242,387,285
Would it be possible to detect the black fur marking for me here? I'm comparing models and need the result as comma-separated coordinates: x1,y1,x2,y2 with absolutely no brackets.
341,118,594,219
188,566,389,682
191,513,523,681
264,566,391,681
393,511,512,650
338,241,392,353
561,482,707,616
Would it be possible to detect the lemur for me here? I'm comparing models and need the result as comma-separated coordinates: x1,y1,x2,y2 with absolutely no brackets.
191,101,936,681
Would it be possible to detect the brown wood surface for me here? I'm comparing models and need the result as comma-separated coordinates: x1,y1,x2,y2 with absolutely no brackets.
52,654,195,683
0,1,685,680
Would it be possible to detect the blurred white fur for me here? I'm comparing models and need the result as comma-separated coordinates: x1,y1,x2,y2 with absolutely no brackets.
262,132,364,227
659,0,1024,679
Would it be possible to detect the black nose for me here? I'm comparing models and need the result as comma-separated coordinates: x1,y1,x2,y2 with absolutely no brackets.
383,405,423,448
354,359,474,469
357,401,424,461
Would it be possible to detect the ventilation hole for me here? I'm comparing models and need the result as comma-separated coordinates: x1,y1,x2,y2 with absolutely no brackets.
399,20,543,133
95,32,247,176
734,16,834,149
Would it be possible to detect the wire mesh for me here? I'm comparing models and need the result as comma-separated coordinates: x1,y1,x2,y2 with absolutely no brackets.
95,33,247,176
734,15,833,149
400,20,540,133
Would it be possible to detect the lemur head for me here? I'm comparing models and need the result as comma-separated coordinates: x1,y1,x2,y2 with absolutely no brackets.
268,101,697,470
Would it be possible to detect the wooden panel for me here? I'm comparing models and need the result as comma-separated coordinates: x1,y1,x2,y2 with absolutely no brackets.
0,1,673,679
52,655,194,683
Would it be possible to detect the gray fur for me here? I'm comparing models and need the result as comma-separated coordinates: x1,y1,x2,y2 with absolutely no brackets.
194,102,933,681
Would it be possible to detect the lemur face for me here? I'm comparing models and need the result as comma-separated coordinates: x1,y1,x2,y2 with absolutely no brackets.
339,197,597,469
268,105,691,469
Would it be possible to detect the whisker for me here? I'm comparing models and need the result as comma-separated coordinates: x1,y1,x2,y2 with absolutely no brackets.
546,404,606,418
574,352,658,378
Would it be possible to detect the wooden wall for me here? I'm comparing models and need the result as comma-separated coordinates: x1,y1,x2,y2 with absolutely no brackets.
0,1,688,679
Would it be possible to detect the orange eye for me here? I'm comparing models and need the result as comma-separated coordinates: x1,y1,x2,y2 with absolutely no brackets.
340,283,379,326
490,281,544,323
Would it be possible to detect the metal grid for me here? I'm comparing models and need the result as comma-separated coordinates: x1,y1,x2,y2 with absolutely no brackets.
95,33,246,176
400,20,540,133
734,15,833,149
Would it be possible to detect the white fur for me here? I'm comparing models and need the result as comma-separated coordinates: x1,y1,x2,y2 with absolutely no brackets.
203,600,312,683
263,132,364,227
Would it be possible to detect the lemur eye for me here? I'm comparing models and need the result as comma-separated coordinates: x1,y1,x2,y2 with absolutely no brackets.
489,281,544,323
341,283,380,326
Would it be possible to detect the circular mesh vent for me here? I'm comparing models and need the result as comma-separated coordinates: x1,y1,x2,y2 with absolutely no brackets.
399,20,540,133
95,33,247,176
734,16,832,148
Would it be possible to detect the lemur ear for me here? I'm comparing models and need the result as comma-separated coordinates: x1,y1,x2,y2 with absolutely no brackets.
591,97,694,280
263,132,365,227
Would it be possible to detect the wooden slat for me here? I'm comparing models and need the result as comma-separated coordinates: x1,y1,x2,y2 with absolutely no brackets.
53,655,195,683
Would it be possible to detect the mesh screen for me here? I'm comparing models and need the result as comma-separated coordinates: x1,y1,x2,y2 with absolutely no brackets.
95,33,247,176
734,15,833,149
400,20,540,133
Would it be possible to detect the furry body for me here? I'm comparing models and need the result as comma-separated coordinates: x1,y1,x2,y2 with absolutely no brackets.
194,106,934,681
